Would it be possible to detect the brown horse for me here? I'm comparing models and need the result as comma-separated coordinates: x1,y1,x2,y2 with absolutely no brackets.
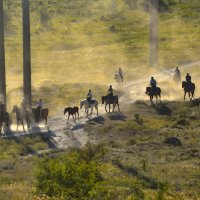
0,111,10,134
182,81,195,100
32,108,49,126
102,95,120,112
146,87,161,104
64,107,79,123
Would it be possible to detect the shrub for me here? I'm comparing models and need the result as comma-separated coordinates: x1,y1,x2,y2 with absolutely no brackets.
36,147,103,199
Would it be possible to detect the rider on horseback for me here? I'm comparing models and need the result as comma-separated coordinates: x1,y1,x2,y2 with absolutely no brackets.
175,67,180,76
36,99,43,118
108,85,114,101
118,68,123,82
150,77,157,88
186,73,191,83
87,89,93,105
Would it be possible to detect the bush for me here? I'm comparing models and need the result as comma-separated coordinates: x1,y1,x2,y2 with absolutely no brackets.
36,147,103,199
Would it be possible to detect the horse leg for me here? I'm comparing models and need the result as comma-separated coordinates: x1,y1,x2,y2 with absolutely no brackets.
16,120,19,131
184,92,186,100
90,108,93,116
109,104,111,112
150,96,153,104
117,103,120,112
105,104,107,113
21,120,25,133
96,106,98,116
45,117,48,126
77,112,79,121
67,114,70,124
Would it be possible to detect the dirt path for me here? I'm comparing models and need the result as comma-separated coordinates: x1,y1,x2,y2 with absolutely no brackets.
2,61,200,150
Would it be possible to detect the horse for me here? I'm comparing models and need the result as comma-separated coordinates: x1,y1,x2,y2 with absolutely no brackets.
102,95,120,112
80,99,98,116
32,107,49,126
173,73,181,86
182,81,195,100
146,87,161,104
64,107,79,123
12,105,26,132
114,72,123,86
0,111,10,135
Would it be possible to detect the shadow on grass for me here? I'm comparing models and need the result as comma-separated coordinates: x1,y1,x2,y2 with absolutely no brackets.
112,160,158,189
107,112,127,121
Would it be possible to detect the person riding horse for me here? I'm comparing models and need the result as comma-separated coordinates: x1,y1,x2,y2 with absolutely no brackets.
108,85,114,101
118,68,123,82
186,73,191,83
87,89,93,105
150,77,157,88
175,67,180,76
36,99,43,118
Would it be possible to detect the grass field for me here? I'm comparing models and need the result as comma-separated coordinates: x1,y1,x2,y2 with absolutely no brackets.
3,0,200,109
1,0,200,199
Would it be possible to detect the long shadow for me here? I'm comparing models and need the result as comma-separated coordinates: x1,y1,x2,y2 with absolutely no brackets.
3,131,57,156
107,112,127,121
112,160,159,189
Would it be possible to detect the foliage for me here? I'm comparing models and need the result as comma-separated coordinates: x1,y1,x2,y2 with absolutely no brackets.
36,146,104,199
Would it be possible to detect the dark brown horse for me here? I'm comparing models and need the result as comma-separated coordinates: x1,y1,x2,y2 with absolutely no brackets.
102,95,120,112
182,81,195,100
146,87,161,104
0,111,10,134
32,108,49,126
64,107,79,123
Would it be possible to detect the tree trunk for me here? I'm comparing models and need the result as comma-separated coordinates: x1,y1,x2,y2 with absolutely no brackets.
22,0,31,107
149,0,158,66
0,0,6,108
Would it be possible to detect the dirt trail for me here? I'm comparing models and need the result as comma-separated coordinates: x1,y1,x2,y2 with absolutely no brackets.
2,61,200,150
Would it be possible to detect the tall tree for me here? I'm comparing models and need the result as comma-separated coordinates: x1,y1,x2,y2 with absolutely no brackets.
22,0,31,107
0,0,6,107
149,0,158,66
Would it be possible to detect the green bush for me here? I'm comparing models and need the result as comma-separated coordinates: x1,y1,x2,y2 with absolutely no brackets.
36,148,103,199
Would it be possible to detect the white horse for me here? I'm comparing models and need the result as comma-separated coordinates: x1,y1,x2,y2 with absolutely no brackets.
80,99,98,116
114,72,123,86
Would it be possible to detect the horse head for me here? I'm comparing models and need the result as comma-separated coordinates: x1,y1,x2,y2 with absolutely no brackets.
12,105,18,113
146,87,150,95
80,101,83,109
64,107,69,115
182,81,186,88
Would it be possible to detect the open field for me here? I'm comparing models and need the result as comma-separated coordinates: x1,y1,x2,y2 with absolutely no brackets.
0,0,200,199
